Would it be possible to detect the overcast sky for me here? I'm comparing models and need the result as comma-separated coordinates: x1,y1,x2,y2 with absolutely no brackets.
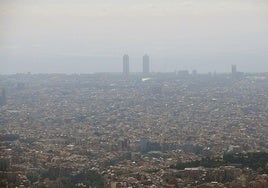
0,0,268,74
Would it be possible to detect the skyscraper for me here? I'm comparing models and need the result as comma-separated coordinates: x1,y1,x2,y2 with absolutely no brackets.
0,88,6,106
143,54,150,75
123,54,129,76
232,65,237,75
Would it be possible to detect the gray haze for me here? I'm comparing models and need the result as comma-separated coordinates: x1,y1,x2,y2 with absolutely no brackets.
0,0,268,74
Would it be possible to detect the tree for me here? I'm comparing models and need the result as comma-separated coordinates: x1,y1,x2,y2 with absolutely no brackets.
0,159,9,171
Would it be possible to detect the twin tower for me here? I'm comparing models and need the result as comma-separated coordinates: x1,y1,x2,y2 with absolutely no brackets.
123,54,150,76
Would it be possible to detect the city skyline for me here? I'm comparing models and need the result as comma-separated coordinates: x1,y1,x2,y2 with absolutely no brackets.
122,54,151,75
0,52,267,74
1,0,268,74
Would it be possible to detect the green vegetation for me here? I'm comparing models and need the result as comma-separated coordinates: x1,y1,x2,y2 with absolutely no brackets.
144,168,161,174
171,152,268,173
223,152,268,171
26,172,39,184
69,169,104,188
171,158,224,170
0,159,9,171
37,168,104,188
0,134,19,141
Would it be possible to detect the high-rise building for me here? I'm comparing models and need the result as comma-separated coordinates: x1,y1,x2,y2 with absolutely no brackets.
143,54,150,75
232,65,237,75
123,54,129,76
0,88,6,106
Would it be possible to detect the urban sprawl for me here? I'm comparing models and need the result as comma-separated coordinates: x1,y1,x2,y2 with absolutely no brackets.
0,67,268,187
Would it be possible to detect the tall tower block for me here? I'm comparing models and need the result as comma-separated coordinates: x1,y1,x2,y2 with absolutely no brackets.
0,88,6,106
123,54,129,76
232,65,237,75
143,54,150,75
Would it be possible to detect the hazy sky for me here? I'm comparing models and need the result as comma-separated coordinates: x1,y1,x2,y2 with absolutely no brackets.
1,0,268,73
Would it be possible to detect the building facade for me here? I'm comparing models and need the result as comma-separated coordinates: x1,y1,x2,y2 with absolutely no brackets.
232,65,237,75
123,54,129,76
143,54,150,75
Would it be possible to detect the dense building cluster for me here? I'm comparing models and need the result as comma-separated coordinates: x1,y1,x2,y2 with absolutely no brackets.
0,73,267,187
